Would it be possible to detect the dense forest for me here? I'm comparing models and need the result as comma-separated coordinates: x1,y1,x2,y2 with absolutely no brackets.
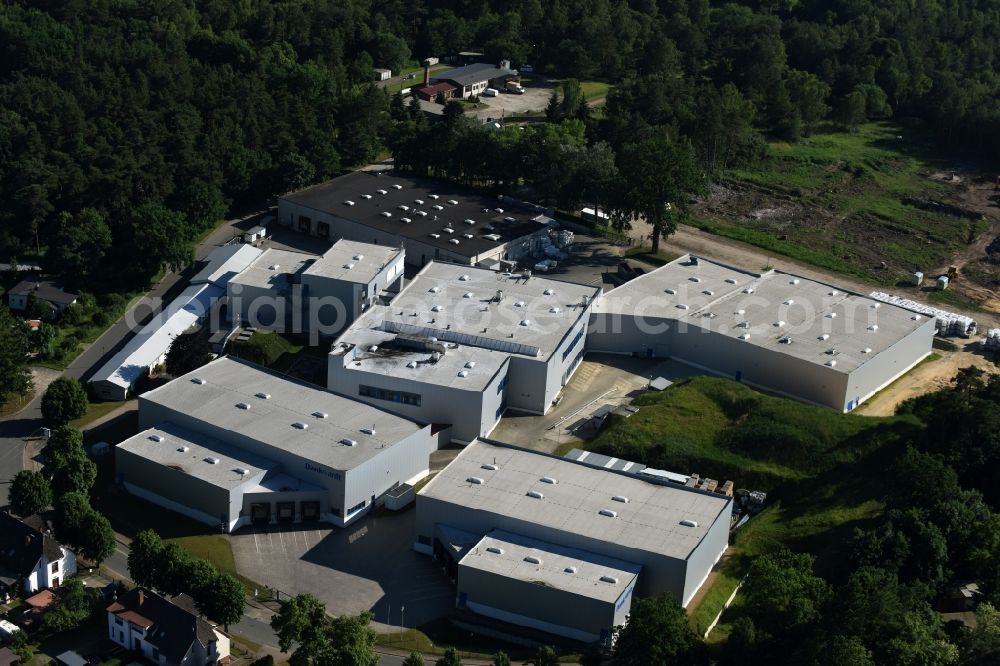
2,0,1000,283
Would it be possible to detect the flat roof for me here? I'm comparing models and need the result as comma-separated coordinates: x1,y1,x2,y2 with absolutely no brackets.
191,244,263,288
141,357,427,470
90,283,220,390
332,262,599,390
118,424,274,490
593,254,928,374
229,248,319,290
420,441,731,561
280,171,550,259
304,239,402,284
460,529,640,604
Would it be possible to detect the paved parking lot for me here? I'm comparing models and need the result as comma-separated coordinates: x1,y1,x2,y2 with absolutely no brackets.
469,85,553,120
230,509,454,629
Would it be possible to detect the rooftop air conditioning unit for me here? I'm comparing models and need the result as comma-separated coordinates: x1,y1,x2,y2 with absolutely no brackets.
564,566,578,574
236,402,251,410
380,211,392,218
377,189,388,195
526,490,544,499
292,422,308,430
392,184,403,190
480,463,497,470
312,411,329,419
341,438,357,446
398,205,409,211
464,219,475,225
150,434,165,442
466,476,485,485
401,217,412,223
486,546,503,554
414,199,424,205
600,576,619,584
433,204,444,211
343,200,355,206
540,476,557,484
255,392,270,399
448,199,459,205
449,239,460,245
524,556,542,565
429,233,440,239
680,519,699,527
191,377,205,385
429,194,439,200
599,509,618,518
236,468,250,475
543,288,555,295
205,457,220,465
361,194,372,199
612,495,629,503
177,446,189,452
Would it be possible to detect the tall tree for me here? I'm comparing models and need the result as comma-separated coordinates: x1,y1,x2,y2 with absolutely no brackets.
610,136,706,253
9,470,53,516
165,330,212,376
612,595,706,665
40,377,88,426
0,306,32,405
45,209,113,289
200,573,246,630
128,529,165,588
271,594,334,665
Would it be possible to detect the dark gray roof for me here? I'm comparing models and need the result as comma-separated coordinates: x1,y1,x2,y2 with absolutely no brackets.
8,280,78,306
107,588,217,664
280,171,549,260
0,513,66,583
433,62,515,87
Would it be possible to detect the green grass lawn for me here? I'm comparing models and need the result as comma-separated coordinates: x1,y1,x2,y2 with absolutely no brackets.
579,80,611,100
376,617,573,661
69,399,128,429
698,122,990,288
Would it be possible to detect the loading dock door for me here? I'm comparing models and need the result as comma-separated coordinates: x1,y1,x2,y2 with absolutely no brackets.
301,501,320,521
251,503,270,524
276,502,295,523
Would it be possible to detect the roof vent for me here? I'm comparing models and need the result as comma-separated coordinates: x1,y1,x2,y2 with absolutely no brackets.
235,468,250,475
862,347,872,354
432,204,444,211
392,184,403,190
236,402,251,410
416,211,427,217
406,361,417,369
377,189,388,195
599,509,618,518
149,434,165,442
458,370,469,378
689,277,702,283
780,336,792,344
465,361,476,368
829,290,839,296
414,199,425,205
292,421,309,430
448,199,459,205
526,490,544,499
429,194,439,200
398,205,409,212
353,254,364,261
255,392,270,400
432,305,443,312
680,519,699,528
676,304,689,310
868,324,879,331
429,233,440,239
177,445,189,452
665,288,676,295
484,233,501,241
520,319,531,326
514,300,525,307
343,263,354,269
826,312,838,318
790,278,800,285
737,320,750,328
486,546,503,555
774,321,785,327
459,274,471,281
549,306,561,314
612,495,629,503
312,411,329,419
429,286,440,293
401,217,412,224
744,287,755,294
543,288,555,295
344,200,356,206
449,238,460,245
463,233,474,239
564,566,578,574
361,194,372,200
368,345,379,352
819,333,830,340
600,576,619,584
380,211,392,218
725,278,738,284
870,303,881,309
467,476,485,485
361,427,376,435
504,216,516,222
481,463,498,471
341,438,357,446
739,333,750,340
540,476,557,484
191,377,205,385
464,218,475,225
463,292,475,299
205,457,220,465
495,207,504,213
826,360,837,367
913,314,922,321
524,556,542,565
783,299,794,306
443,227,454,234
703,290,714,296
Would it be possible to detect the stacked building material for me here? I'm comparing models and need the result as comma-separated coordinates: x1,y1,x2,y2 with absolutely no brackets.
869,292,978,337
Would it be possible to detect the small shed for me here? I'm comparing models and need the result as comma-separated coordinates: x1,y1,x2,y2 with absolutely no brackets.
937,275,950,290
649,377,672,391
384,483,415,510
243,225,268,244
374,68,392,81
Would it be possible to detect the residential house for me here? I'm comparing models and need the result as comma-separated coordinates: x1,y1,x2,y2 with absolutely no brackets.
374,68,392,81
6,280,77,317
0,513,77,601
106,588,230,666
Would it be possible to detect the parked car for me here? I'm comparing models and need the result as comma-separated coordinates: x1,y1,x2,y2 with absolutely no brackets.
483,88,499,97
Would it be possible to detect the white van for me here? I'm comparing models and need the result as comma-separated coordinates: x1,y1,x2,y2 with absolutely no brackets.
483,88,499,97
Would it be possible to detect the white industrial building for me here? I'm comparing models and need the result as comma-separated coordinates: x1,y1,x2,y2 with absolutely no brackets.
89,245,262,401
415,440,732,641
278,171,555,267
328,263,600,443
587,255,936,411
118,356,435,530
227,240,404,335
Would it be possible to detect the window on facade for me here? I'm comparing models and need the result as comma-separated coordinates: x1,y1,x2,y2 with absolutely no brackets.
359,384,421,406
115,617,123,626
496,374,509,394
317,221,330,238
562,327,585,361
347,500,367,516
51,561,59,573
298,215,312,232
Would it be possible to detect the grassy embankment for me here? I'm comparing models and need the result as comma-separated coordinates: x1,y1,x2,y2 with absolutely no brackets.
694,122,990,310
585,376,925,639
